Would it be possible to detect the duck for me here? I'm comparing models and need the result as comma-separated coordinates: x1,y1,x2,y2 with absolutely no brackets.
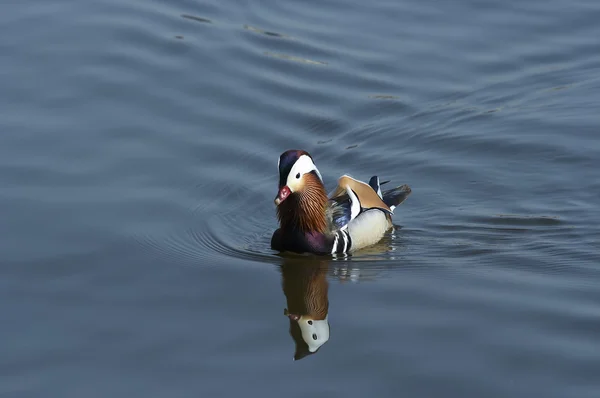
271,149,411,255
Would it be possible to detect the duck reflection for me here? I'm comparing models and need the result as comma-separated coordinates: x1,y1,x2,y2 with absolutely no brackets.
276,232,404,360
280,257,330,361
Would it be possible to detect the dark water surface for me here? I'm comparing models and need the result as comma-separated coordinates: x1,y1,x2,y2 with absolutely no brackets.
2,0,600,396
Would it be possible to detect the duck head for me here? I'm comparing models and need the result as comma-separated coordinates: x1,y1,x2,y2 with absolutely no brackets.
275,150,324,205
275,150,328,233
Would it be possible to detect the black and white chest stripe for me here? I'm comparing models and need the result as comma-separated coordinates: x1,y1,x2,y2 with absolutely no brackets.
331,228,352,254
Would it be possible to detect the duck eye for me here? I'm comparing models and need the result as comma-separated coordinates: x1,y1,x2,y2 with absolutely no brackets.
312,334,318,340
308,320,313,325
296,173,300,179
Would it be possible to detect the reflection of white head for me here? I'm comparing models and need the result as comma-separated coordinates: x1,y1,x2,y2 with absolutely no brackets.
298,315,329,352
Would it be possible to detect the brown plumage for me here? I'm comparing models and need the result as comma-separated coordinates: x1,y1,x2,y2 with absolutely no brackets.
276,173,328,233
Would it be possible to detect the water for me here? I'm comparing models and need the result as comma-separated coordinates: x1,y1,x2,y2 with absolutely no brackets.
1,0,600,396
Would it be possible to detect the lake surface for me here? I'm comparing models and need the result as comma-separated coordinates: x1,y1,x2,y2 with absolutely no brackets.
2,0,600,396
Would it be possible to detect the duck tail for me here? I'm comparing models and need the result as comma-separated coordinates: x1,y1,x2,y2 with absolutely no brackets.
381,184,411,213
368,176,411,213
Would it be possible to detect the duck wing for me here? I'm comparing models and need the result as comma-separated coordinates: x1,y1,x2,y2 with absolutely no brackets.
326,175,392,230
326,192,352,230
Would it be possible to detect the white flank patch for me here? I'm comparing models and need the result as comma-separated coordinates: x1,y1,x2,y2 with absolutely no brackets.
347,210,389,251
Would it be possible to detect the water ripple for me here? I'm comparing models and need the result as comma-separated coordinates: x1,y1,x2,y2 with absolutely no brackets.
134,207,414,270
244,24,289,38
181,14,212,24
263,51,327,65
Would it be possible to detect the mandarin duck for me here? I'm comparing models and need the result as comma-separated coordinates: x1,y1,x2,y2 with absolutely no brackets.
281,258,330,360
271,149,411,255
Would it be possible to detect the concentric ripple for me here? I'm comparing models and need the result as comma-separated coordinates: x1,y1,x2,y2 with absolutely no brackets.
134,204,415,270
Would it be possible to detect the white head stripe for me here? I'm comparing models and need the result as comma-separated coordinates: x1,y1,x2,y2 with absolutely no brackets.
287,155,323,186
